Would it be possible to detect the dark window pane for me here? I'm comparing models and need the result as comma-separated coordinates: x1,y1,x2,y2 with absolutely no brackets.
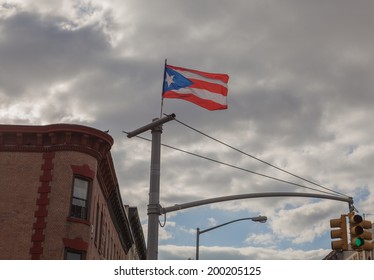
70,177,89,219
66,251,82,260
71,203,87,219
73,178,88,200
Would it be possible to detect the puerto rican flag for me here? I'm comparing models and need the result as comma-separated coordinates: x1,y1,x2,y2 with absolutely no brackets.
162,64,229,111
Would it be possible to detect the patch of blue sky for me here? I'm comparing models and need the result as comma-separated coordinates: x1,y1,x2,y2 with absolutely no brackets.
160,206,268,248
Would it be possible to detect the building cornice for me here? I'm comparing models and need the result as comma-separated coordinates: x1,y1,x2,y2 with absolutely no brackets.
0,123,113,161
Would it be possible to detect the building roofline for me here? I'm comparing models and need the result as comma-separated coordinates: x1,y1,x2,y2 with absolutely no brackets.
0,123,113,162
0,123,113,146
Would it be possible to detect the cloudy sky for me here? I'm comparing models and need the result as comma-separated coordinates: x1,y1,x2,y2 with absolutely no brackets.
1,0,374,260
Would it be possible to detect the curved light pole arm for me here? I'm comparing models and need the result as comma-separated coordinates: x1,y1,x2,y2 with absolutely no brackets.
196,216,267,260
162,192,354,214
199,217,266,234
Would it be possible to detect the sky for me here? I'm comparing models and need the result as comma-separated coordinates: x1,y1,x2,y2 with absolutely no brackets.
1,0,374,260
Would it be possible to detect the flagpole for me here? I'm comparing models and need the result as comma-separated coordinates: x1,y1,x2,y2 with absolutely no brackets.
160,59,167,118
160,99,164,119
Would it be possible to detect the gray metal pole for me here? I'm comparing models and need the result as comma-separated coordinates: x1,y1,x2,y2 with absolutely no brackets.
162,192,353,214
196,228,200,260
126,114,175,260
147,121,162,260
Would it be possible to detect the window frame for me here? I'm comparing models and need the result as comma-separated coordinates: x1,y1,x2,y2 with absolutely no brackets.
64,248,86,260
94,202,100,245
69,176,92,221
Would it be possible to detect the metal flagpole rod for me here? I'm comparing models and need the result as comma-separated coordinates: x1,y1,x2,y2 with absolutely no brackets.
160,59,167,118
126,113,175,260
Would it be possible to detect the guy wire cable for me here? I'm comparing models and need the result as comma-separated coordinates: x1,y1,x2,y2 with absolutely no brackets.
167,114,349,199
123,131,345,197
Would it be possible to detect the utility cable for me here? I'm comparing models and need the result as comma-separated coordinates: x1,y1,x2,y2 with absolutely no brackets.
159,211,167,228
123,131,345,197
168,114,349,199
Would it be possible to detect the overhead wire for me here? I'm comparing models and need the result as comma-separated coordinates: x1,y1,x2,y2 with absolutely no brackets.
168,114,350,199
123,132,347,197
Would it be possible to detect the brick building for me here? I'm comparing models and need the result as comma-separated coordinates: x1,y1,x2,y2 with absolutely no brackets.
0,123,146,260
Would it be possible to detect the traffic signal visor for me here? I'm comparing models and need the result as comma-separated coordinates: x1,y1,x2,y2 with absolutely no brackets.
330,215,348,251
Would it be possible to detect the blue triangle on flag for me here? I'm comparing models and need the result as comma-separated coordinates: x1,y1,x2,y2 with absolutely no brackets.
164,67,193,91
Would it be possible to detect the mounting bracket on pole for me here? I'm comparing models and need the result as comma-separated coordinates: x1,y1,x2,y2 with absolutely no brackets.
126,113,175,138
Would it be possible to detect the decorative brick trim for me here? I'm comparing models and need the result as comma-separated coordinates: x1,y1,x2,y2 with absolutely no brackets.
71,164,95,180
66,217,91,226
63,237,88,252
0,124,113,162
29,152,54,260
33,218,47,229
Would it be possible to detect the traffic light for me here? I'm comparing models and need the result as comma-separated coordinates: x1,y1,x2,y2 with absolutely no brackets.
349,212,373,251
330,215,348,251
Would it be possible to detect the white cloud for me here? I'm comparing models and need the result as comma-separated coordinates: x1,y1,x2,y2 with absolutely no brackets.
159,244,330,260
270,200,348,244
245,233,277,247
207,217,217,227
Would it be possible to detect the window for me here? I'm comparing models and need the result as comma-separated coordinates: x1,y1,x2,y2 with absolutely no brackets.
103,222,107,258
110,237,113,260
107,230,110,258
65,249,85,260
70,177,90,220
94,202,100,244
99,211,103,251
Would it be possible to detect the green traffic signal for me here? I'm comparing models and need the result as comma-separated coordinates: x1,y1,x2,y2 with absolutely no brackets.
354,237,365,247
349,212,373,251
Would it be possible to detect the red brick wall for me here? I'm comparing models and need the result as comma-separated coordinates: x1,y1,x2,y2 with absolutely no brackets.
0,152,43,259
0,124,137,260
0,150,131,259
41,151,97,259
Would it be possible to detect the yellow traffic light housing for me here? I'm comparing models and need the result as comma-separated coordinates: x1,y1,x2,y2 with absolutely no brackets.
330,215,348,251
349,212,373,251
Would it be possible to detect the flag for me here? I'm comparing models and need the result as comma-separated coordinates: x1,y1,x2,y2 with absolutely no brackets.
162,64,229,110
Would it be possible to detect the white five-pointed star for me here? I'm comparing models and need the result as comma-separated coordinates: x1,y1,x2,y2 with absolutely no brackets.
165,72,174,87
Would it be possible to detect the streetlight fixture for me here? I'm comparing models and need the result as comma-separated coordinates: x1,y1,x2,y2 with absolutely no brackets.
195,215,267,260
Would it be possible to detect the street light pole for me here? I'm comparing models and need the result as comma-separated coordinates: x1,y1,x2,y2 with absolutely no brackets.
195,216,267,260
147,122,162,260
126,114,176,260
196,227,200,261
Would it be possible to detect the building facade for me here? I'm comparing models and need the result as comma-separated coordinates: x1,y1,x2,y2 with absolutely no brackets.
0,124,146,260
324,248,373,260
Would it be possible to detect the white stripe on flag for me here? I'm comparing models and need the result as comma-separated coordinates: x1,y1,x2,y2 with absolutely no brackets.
176,69,228,88
174,87,227,106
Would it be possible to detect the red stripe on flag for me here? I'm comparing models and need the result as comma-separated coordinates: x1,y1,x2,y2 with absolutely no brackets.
163,91,227,111
189,79,228,96
167,64,229,84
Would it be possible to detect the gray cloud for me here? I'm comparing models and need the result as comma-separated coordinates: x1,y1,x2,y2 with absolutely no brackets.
2,0,374,259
